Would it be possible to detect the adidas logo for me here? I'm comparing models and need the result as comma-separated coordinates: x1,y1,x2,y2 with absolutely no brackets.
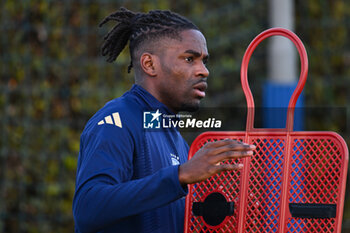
97,112,122,128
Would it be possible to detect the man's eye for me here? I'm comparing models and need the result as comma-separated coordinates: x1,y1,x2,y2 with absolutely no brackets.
185,57,194,62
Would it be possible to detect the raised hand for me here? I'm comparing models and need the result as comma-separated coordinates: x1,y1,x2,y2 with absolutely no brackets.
179,139,255,185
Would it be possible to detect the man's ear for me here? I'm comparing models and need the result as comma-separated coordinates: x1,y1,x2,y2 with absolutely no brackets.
140,53,158,77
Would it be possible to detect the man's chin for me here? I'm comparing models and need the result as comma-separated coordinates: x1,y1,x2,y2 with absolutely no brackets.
179,102,200,112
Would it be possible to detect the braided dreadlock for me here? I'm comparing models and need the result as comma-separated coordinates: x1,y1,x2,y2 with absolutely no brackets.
99,7,199,73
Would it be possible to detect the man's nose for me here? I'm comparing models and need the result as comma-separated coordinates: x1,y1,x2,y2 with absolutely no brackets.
196,63,209,78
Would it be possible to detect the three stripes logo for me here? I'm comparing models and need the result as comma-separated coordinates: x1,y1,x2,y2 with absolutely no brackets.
97,112,122,128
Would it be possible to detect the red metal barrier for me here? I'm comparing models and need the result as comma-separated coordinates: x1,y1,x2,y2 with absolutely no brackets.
184,28,348,233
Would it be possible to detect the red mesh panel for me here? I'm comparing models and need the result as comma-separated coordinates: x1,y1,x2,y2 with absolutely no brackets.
244,137,285,232
285,136,345,232
186,135,244,233
286,218,336,232
184,133,348,233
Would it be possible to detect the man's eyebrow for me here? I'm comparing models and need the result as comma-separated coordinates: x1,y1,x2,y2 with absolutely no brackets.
184,49,209,59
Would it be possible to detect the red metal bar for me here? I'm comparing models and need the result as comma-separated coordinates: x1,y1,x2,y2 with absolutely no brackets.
240,28,308,132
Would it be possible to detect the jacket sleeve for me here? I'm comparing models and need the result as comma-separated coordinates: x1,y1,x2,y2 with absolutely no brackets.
72,124,187,233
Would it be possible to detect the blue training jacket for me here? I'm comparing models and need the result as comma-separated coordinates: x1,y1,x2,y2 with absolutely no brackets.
73,84,189,233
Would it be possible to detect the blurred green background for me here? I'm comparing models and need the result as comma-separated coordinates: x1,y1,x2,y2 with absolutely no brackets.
0,0,349,232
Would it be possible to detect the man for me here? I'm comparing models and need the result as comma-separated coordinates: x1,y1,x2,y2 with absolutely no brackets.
73,7,255,233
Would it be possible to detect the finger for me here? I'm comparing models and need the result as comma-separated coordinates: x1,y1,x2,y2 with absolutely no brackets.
217,163,244,172
226,139,255,149
205,138,256,150
211,141,255,155
213,150,253,163
204,138,236,148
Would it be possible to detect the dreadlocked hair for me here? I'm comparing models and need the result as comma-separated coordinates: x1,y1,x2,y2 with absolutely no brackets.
99,7,199,73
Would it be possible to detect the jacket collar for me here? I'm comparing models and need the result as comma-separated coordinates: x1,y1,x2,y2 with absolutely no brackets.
129,84,175,115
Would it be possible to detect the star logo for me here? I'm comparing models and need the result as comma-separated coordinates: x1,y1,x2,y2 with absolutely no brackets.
143,109,162,129
150,109,162,123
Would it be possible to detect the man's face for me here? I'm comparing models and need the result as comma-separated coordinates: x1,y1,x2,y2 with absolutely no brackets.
154,29,209,113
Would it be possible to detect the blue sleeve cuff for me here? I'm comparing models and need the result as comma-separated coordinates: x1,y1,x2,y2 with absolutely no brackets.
174,165,188,196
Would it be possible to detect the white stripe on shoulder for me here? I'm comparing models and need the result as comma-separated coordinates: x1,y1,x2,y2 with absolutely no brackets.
97,112,122,128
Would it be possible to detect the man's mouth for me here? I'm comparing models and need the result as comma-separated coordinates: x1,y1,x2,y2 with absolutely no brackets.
192,82,207,98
